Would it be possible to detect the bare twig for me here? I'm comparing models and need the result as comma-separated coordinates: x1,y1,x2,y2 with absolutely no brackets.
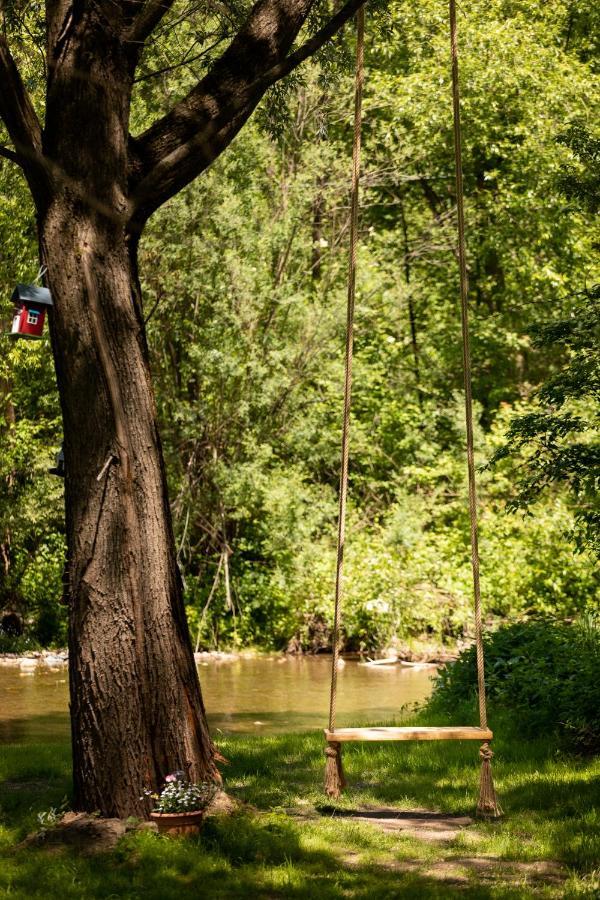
96,454,116,481
134,35,226,83
194,553,224,652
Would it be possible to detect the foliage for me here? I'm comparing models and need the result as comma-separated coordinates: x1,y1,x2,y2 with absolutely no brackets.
558,124,600,213
1,0,600,650
491,286,600,556
0,337,64,646
490,124,600,557
36,798,69,833
0,629,40,654
430,617,600,752
0,146,64,644
140,0,600,650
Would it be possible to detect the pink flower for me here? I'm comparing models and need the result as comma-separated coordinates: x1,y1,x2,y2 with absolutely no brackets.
165,773,177,783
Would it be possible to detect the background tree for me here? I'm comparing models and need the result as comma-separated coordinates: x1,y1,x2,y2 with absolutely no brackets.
141,0,598,650
492,126,600,556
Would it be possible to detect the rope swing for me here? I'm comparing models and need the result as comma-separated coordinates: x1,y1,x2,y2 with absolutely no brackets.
324,2,365,802
323,1,502,819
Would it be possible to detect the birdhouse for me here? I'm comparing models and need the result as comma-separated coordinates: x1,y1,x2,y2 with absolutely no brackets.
10,283,53,339
48,443,65,478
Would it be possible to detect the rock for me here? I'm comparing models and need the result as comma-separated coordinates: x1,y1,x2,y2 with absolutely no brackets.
205,790,239,818
22,813,125,854
19,658,38,669
136,820,159,833
42,655,66,667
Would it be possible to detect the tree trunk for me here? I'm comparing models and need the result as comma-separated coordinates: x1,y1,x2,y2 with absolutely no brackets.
399,196,423,408
0,375,16,592
0,0,367,820
40,200,218,817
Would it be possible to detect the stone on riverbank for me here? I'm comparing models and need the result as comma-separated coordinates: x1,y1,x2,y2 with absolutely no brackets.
0,651,68,668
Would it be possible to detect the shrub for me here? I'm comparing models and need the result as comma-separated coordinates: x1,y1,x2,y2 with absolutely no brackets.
429,617,600,752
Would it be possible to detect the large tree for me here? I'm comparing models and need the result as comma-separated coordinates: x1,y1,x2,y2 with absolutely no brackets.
0,0,366,817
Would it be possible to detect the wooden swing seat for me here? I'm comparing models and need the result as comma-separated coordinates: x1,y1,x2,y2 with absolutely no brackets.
321,7,502,818
324,726,493,742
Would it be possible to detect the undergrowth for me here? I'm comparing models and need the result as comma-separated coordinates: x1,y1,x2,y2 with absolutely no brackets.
430,617,600,752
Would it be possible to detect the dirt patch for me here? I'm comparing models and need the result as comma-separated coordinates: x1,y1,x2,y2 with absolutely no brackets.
19,812,157,855
341,851,565,888
425,857,565,886
327,806,566,887
319,805,475,842
1,779,51,793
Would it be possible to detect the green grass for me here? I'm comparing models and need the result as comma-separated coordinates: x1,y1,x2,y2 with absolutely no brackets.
0,714,599,898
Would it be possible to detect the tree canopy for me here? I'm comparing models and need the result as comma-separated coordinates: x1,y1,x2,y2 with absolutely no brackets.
1,0,599,654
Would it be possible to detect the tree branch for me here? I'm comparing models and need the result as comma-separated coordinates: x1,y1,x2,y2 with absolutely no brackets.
258,0,367,86
127,0,177,45
129,0,367,226
133,35,226,83
128,0,369,226
0,35,50,203
0,144,20,164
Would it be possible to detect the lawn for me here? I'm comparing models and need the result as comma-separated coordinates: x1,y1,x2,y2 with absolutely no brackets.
0,714,599,898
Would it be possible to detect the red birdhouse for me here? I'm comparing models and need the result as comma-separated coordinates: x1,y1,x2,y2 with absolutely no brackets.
10,284,53,339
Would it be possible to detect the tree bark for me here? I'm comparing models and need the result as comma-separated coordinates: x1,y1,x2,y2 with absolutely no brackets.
399,195,423,408
41,199,218,816
37,9,220,816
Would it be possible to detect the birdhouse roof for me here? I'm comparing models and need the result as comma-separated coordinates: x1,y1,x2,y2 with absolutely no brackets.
11,283,53,307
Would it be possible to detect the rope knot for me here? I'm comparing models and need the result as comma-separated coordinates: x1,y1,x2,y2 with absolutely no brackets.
325,744,340,759
479,742,494,762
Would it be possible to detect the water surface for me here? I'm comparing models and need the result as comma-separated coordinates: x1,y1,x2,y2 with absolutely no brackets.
0,656,435,745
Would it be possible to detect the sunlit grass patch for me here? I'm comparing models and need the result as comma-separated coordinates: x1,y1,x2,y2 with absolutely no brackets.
0,717,598,897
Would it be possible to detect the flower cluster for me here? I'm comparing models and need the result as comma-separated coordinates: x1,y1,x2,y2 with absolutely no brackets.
143,772,217,814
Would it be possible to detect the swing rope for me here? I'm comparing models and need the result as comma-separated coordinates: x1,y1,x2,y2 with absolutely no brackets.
324,5,365,798
450,0,501,817
324,0,502,819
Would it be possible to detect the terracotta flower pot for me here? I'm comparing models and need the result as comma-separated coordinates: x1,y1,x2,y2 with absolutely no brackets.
149,809,205,836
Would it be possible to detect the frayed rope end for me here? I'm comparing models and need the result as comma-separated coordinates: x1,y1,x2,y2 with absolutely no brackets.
324,742,345,799
476,742,503,819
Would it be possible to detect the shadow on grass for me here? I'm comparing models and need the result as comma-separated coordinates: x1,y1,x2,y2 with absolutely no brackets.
219,729,492,812
1,811,528,899
1,715,598,896
0,732,72,841
316,805,470,823
0,713,70,746
219,723,600,877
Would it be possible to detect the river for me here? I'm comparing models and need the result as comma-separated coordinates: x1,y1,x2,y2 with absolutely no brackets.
0,655,436,745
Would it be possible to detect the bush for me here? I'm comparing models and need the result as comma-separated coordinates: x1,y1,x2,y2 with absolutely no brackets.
429,617,600,752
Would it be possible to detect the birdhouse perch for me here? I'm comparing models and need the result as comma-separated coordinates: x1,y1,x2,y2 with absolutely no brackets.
10,284,53,339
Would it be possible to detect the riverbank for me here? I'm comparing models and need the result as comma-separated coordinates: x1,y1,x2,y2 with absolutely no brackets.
0,651,68,669
0,637,462,668
1,713,598,897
